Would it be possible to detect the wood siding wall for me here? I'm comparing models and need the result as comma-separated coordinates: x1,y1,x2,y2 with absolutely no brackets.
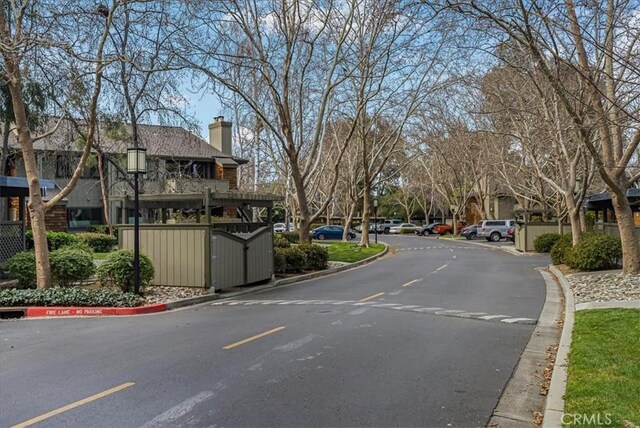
120,225,208,288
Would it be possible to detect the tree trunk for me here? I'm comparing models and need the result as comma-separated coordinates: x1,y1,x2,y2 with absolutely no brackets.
611,192,640,273
342,202,357,242
565,195,583,245
97,154,113,235
579,208,587,232
0,118,10,175
360,190,371,247
569,209,581,246
290,161,312,244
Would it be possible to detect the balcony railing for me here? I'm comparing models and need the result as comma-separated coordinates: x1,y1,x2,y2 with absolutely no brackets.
163,178,229,194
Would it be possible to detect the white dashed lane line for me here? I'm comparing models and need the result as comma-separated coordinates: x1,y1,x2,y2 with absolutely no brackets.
211,300,537,325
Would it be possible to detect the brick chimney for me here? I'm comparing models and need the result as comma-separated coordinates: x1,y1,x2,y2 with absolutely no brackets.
209,116,233,155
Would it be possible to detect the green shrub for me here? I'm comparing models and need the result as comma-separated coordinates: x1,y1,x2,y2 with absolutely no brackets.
78,233,117,252
534,233,561,253
0,287,142,307
26,230,80,251
59,240,94,254
7,251,37,289
96,249,154,293
551,234,573,265
50,248,96,287
274,248,286,274
274,235,291,248
86,224,109,234
86,224,118,236
565,233,622,271
298,244,329,271
280,231,300,244
280,247,307,273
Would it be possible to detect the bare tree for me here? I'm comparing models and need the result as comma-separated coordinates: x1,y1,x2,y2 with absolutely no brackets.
450,0,640,273
0,1,119,288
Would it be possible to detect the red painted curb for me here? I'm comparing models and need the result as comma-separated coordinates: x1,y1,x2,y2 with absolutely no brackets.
26,303,167,318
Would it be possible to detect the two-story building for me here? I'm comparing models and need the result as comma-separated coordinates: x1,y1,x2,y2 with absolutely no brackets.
1,116,247,230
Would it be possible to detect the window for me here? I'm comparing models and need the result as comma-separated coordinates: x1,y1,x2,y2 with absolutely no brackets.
68,207,103,229
56,155,99,179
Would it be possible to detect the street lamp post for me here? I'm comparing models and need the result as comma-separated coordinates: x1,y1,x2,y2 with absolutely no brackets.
373,198,379,245
127,147,146,295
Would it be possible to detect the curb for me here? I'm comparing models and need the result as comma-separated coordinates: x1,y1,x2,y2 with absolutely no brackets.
24,303,167,318
460,239,524,256
488,268,563,427
6,243,389,319
271,242,389,288
543,265,576,428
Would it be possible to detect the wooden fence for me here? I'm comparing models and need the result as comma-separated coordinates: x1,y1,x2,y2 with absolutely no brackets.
119,224,273,290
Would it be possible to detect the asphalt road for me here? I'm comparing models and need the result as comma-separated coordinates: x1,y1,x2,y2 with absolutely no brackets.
0,235,549,428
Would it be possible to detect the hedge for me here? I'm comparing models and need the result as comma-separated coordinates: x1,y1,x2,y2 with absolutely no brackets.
274,235,292,248
280,231,300,244
26,231,80,251
50,248,96,287
96,250,155,293
78,233,117,252
565,233,622,271
274,250,286,274
7,248,96,288
551,234,573,265
534,233,561,253
298,244,329,271
6,251,36,289
0,287,142,307
274,247,307,273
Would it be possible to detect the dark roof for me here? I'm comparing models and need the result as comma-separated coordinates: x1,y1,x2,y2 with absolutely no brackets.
585,189,640,210
5,120,246,164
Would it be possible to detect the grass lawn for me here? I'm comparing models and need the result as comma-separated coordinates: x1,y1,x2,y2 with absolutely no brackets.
320,242,385,263
92,252,111,261
564,309,640,427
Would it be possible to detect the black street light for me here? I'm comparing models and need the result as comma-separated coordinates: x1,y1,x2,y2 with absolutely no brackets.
127,147,146,295
373,198,378,245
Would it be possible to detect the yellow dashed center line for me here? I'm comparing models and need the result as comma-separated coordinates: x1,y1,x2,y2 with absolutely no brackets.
359,292,385,302
223,326,286,350
12,382,135,428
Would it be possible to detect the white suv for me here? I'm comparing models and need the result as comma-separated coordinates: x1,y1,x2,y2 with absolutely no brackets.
376,219,403,234
477,219,517,242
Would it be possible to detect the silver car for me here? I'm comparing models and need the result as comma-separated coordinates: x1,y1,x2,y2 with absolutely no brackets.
477,219,517,242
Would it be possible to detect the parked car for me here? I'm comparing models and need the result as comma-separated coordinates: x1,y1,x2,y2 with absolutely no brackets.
273,223,287,233
476,219,518,242
417,223,443,236
354,224,363,233
389,223,418,234
461,223,480,240
311,225,356,240
377,219,404,234
506,226,515,242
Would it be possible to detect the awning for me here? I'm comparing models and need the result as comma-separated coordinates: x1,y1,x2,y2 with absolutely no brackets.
0,175,56,189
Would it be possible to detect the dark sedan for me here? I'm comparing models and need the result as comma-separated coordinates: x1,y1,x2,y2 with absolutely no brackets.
461,223,481,240
416,223,446,236
311,225,356,240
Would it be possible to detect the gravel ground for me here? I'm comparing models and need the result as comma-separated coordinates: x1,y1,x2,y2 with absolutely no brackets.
144,286,212,305
567,271,640,304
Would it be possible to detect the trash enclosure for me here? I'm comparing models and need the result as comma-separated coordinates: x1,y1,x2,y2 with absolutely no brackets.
115,189,282,291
